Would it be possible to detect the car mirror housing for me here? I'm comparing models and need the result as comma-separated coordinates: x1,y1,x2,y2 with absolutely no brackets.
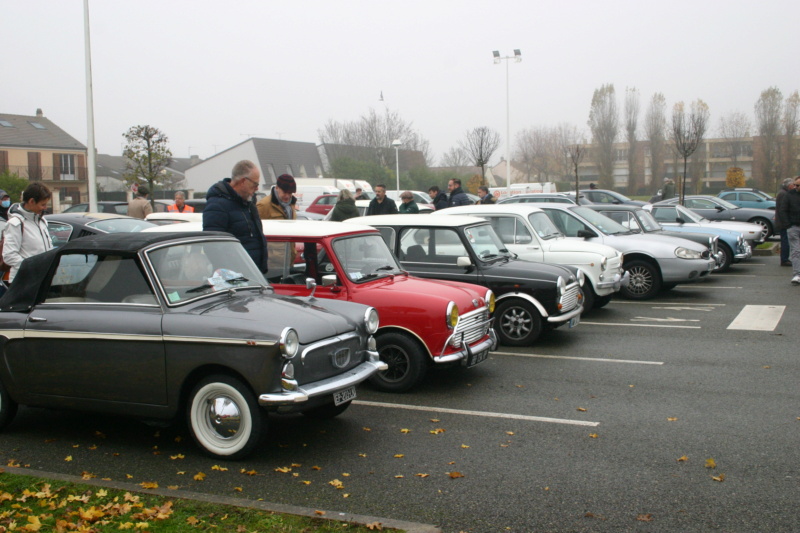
322,274,337,287
676,217,686,224
577,229,597,239
457,256,472,268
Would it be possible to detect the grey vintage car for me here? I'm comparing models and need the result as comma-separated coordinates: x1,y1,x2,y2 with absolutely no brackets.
0,232,385,459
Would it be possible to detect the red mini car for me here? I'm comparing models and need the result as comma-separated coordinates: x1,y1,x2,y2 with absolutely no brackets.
263,220,497,392
305,194,338,216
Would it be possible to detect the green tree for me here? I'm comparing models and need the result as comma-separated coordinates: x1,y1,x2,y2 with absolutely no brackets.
0,171,29,204
122,125,173,200
330,157,390,186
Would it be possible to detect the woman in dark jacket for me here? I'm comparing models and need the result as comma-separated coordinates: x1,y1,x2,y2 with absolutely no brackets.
330,189,360,221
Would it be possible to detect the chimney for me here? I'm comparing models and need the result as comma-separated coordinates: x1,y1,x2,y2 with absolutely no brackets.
36,108,43,117
189,155,201,167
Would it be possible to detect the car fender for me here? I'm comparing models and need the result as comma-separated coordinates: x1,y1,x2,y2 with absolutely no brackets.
376,324,433,359
495,291,549,318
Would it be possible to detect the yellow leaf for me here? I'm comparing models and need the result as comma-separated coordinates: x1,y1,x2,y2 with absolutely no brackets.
186,516,200,525
577,407,587,412
176,471,185,475
636,514,654,522
311,466,321,471
461,444,470,449
400,428,411,433
415,473,429,478
394,475,404,478
212,465,228,471
241,469,258,476
366,522,384,530
234,487,243,491
430,428,446,434
170,454,185,460
88,444,98,450
712,473,726,482
343,493,350,498
301,481,311,485
358,453,367,457
125,474,134,479
589,433,599,439
763,365,771,369
667,417,678,422
193,472,206,481
96,489,108,498
430,418,440,423
314,510,325,516
342,473,350,477
329,479,344,489
677,455,689,462
506,431,514,436
167,485,179,490
174,436,182,442
274,466,292,473
362,427,371,432
705,458,716,469
393,454,404,458
291,463,301,467
448,471,465,479
64,456,72,462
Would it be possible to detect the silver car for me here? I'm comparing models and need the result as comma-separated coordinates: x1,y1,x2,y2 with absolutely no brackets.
535,204,716,300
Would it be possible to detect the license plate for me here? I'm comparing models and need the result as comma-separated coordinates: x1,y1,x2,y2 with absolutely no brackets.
333,386,356,406
569,315,580,328
466,348,489,368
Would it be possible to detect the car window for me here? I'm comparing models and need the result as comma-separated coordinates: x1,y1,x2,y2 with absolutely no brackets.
332,234,400,282
376,226,396,250
528,212,561,239
63,204,88,213
686,198,716,209
570,207,629,235
636,210,663,232
399,227,469,264
543,210,586,236
601,211,641,231
113,204,129,215
463,225,508,261
87,218,157,233
588,192,612,204
719,192,735,201
42,253,155,305
47,221,74,247
739,192,760,201
650,206,678,223
487,216,533,244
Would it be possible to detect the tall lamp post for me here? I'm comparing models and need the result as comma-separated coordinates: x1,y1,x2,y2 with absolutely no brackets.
391,139,402,192
493,49,521,199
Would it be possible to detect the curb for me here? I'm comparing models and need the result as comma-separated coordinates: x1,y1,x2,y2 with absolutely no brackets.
3,466,441,533
752,242,779,256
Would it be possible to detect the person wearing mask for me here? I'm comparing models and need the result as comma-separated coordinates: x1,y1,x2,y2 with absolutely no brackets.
330,188,359,221
447,178,471,207
398,191,419,213
2,182,53,283
428,186,448,210
203,160,268,273
0,190,11,220
127,184,153,219
477,186,496,204
366,184,399,216
167,191,194,213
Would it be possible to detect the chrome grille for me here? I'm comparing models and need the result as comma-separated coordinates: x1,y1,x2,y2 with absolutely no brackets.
559,284,581,312
452,307,490,347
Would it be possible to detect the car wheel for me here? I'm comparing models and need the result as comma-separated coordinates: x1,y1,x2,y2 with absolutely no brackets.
714,242,733,273
582,284,596,312
620,260,661,300
593,294,613,308
187,375,266,460
301,401,352,419
0,380,18,431
370,332,428,392
495,299,543,346
749,217,772,240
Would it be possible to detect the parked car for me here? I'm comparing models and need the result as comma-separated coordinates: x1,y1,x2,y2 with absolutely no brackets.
262,220,496,391
45,213,157,246
305,194,338,216
498,193,581,205
63,201,131,214
432,204,628,311
349,214,584,346
0,232,385,459
296,210,326,221
576,189,647,206
585,204,752,273
145,212,203,225
533,204,716,299
323,199,432,220
644,203,766,247
386,190,436,211
717,189,776,210
654,195,775,239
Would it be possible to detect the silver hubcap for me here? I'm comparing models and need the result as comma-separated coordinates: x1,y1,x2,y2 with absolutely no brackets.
501,308,532,339
628,267,653,295
207,396,241,440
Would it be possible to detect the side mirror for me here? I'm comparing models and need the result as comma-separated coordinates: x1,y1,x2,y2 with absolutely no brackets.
305,277,318,298
715,206,724,212
676,217,686,224
577,229,597,239
456,256,472,268
321,274,337,287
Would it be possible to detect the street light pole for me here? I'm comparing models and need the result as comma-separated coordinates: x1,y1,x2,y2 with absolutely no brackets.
391,139,402,192
493,49,522,200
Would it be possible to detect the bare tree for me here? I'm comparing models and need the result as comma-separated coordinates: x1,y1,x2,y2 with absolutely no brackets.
552,123,584,182
460,127,501,186
624,87,640,194
644,93,667,192
587,84,619,188
671,100,710,204
567,143,587,202
783,91,800,179
440,146,470,168
514,126,556,181
717,111,752,167
754,87,783,189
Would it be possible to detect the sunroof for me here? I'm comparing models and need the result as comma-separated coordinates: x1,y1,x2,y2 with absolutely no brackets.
0,120,13,127
28,122,46,129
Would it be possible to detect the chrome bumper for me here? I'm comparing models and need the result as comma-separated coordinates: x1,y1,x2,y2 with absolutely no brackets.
734,243,752,260
258,354,387,406
547,304,583,324
436,329,498,364
596,270,630,291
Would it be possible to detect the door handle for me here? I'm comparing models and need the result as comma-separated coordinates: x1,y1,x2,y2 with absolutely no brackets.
28,317,47,323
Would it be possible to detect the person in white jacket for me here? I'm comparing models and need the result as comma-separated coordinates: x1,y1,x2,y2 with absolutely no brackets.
2,182,53,283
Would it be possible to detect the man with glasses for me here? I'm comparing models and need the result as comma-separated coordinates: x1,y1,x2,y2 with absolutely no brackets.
203,160,268,273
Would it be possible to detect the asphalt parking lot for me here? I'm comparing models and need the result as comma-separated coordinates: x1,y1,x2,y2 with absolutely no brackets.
1,255,797,532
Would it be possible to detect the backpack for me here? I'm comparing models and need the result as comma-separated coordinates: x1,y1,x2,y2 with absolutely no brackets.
0,217,23,273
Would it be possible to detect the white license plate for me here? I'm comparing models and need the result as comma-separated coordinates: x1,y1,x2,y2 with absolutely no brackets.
333,386,357,406
569,315,580,328
466,348,489,368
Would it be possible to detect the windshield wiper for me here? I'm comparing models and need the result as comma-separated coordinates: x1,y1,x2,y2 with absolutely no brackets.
225,276,250,284
186,283,213,293
358,265,396,281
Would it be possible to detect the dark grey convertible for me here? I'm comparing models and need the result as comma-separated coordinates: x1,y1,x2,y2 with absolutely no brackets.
0,232,385,459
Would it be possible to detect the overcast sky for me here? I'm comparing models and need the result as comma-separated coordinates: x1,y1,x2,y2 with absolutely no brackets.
3,0,797,166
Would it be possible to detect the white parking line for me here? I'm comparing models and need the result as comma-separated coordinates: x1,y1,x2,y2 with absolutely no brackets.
353,400,600,427
610,301,726,306
580,321,701,329
675,285,742,289
727,305,786,331
492,351,663,365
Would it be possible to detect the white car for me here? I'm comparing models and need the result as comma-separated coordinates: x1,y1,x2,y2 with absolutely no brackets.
643,203,766,247
145,212,203,225
432,204,628,311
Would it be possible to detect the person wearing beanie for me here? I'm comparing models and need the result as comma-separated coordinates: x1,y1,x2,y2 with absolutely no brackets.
127,183,153,219
257,174,298,278
0,190,11,220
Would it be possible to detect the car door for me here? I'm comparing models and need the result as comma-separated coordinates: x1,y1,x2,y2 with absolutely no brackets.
484,215,544,262
11,251,167,405
393,226,482,286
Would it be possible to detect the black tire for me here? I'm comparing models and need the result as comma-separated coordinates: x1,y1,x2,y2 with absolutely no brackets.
0,380,18,431
661,283,678,291
495,298,543,346
187,374,266,460
302,400,352,419
714,242,733,273
620,260,662,300
593,294,613,309
370,332,428,392
749,217,772,240
582,284,596,312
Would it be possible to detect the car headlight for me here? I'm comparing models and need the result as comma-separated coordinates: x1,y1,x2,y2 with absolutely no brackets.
485,290,495,313
675,247,702,260
364,307,379,334
556,276,566,296
446,301,459,329
280,327,299,359
599,256,608,271
576,269,585,287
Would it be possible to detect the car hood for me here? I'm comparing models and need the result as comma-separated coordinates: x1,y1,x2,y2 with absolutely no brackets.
485,257,574,283
599,232,707,253
544,237,619,259
659,225,743,241
360,274,488,311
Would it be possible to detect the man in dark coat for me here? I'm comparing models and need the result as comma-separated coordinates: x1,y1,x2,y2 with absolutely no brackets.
429,186,448,210
366,184,399,216
775,177,796,266
203,160,268,273
777,175,800,285
478,186,496,204
447,179,472,207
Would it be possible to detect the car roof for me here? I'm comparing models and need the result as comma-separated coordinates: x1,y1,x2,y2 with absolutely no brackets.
585,204,640,212
46,212,138,222
348,214,487,227
143,218,379,238
430,204,546,216
145,212,203,223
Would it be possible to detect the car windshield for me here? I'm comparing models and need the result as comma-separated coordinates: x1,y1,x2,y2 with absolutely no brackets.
332,234,401,282
464,224,511,261
676,205,707,222
527,212,562,239
569,207,630,235
636,210,663,232
147,240,268,304
87,218,158,233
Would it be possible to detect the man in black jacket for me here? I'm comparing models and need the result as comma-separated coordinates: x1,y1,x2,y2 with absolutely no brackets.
447,179,472,207
428,186,448,210
775,177,796,266
202,160,268,273
366,184,398,216
778,175,800,285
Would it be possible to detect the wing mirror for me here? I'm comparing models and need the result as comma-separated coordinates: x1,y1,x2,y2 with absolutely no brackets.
577,229,597,239
457,256,472,267
321,274,337,286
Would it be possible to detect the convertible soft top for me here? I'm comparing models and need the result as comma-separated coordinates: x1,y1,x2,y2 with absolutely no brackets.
0,231,232,313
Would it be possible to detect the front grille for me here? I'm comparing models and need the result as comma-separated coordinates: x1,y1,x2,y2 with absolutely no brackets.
452,307,490,347
299,333,363,384
559,284,581,312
